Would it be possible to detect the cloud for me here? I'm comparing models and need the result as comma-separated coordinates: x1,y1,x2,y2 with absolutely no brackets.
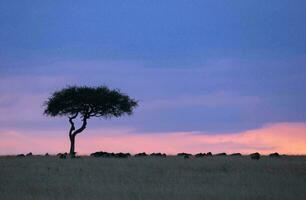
0,57,305,133
0,122,305,155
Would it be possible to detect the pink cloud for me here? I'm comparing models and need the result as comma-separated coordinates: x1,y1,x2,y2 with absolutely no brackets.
0,123,305,155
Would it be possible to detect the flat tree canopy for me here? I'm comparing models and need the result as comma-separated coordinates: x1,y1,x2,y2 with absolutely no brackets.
44,86,138,157
44,86,137,118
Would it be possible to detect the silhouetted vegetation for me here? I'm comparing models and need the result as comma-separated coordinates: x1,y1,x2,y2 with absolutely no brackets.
177,153,192,157
250,152,261,160
90,151,110,157
269,152,280,157
206,152,213,156
230,153,242,156
134,152,148,157
215,153,227,156
26,152,32,156
90,151,131,158
177,153,192,159
115,152,131,158
57,153,68,159
150,153,167,157
44,86,138,158
195,153,206,158
9,152,288,159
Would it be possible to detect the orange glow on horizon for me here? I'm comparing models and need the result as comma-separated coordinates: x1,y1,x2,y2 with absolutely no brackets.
0,123,306,155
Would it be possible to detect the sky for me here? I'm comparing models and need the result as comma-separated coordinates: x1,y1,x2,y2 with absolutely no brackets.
0,0,306,155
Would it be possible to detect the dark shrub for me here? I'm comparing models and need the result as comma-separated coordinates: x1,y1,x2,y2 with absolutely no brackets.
57,152,68,156
26,152,32,156
45,153,49,156
184,154,190,159
90,151,110,157
195,153,206,158
135,152,147,157
269,152,280,157
91,151,130,158
150,153,166,157
215,153,227,156
230,153,242,156
58,153,67,159
177,153,192,158
16,154,25,157
250,152,260,160
206,152,213,156
115,152,131,158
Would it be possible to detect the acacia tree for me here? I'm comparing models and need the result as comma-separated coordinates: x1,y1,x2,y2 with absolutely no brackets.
44,86,138,157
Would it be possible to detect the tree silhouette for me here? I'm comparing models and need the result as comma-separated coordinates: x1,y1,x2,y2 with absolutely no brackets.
44,86,138,158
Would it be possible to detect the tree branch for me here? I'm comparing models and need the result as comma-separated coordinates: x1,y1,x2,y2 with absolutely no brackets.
68,113,78,137
72,115,88,137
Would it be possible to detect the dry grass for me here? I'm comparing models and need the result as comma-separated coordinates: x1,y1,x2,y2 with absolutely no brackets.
0,155,306,200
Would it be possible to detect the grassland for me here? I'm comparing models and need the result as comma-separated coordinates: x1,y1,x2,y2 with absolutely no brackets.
0,155,306,200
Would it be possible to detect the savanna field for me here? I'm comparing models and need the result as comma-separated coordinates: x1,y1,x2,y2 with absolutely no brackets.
0,155,306,200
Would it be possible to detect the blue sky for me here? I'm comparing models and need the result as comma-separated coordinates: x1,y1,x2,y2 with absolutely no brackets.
0,0,306,136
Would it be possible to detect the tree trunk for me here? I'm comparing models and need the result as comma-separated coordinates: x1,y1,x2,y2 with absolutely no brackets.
68,113,88,158
69,134,76,158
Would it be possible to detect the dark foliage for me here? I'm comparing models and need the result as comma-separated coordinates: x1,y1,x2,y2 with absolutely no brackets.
134,152,148,157
215,153,227,156
206,152,213,156
90,151,130,158
250,152,260,160
177,153,192,157
44,86,138,118
26,152,32,156
150,153,167,157
90,151,112,157
58,153,67,159
230,153,242,156
115,152,131,158
16,154,25,157
195,153,206,158
269,152,280,157
177,153,192,159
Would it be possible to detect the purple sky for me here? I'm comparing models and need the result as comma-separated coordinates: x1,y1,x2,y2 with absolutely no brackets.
0,1,306,154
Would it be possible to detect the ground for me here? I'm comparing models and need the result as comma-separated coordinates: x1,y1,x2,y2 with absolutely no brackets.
0,155,305,200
